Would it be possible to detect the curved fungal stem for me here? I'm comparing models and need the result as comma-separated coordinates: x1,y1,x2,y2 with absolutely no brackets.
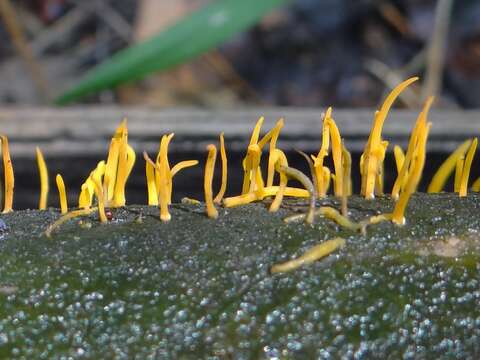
204,144,219,219
213,132,228,204
36,146,49,210
145,160,158,206
454,156,465,193
284,206,362,232
270,238,346,274
45,207,97,238
459,137,477,197
427,139,472,192
279,165,316,224
56,174,68,214
361,77,419,199
1,135,14,213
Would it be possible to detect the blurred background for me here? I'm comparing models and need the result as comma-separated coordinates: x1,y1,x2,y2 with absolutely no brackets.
0,0,479,108
0,0,479,209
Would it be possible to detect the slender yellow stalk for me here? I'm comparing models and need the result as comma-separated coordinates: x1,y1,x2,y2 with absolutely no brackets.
270,238,346,274
313,109,331,197
342,143,352,196
328,116,343,196
204,144,218,219
269,149,288,212
112,123,128,207
427,139,472,192
247,144,261,193
104,119,126,203
92,176,107,223
78,183,92,209
45,207,97,238
454,156,465,193
459,137,478,197
55,174,68,214
361,77,419,199
394,145,405,174
392,122,431,225
392,96,433,200
171,160,199,177
145,160,158,206
36,146,49,210
1,136,14,213
472,177,480,192
279,165,316,224
214,132,228,204
265,119,284,187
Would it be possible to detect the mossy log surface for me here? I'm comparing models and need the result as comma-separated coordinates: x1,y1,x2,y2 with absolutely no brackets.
0,193,480,358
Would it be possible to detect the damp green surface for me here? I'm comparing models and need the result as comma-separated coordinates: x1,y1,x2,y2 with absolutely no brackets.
0,193,479,358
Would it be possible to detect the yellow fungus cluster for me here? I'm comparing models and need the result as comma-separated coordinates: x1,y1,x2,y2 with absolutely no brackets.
0,77,477,239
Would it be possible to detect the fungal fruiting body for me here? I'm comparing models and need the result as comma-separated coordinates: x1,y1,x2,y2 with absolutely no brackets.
204,144,219,219
56,174,68,214
16,76,476,244
360,77,419,199
1,135,14,213
36,147,49,210
270,238,346,274
143,133,198,222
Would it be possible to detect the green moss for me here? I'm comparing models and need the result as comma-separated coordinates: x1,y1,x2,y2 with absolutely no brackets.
0,193,479,357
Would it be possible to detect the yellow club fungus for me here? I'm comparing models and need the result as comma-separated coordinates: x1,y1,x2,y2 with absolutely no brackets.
143,135,198,222
270,238,346,274
145,160,158,206
284,206,362,233
45,207,97,238
36,146,49,210
327,114,344,196
268,149,289,212
312,109,331,197
204,144,219,219
361,77,419,199
393,145,405,176
454,156,465,193
1,135,14,213
391,96,434,200
55,174,68,214
472,177,480,192
265,119,284,187
427,139,472,193
213,132,228,204
391,122,431,225
459,137,478,197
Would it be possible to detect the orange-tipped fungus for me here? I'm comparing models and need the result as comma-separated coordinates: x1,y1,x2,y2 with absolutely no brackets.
1,135,14,213
56,174,68,214
36,146,49,210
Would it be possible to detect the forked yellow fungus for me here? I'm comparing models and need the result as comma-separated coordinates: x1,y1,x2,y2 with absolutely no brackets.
213,132,228,204
1,135,14,213
56,174,68,214
270,238,346,274
361,77,419,199
427,139,472,193
459,138,478,197
204,144,219,219
36,147,49,210
145,161,158,206
143,135,198,222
